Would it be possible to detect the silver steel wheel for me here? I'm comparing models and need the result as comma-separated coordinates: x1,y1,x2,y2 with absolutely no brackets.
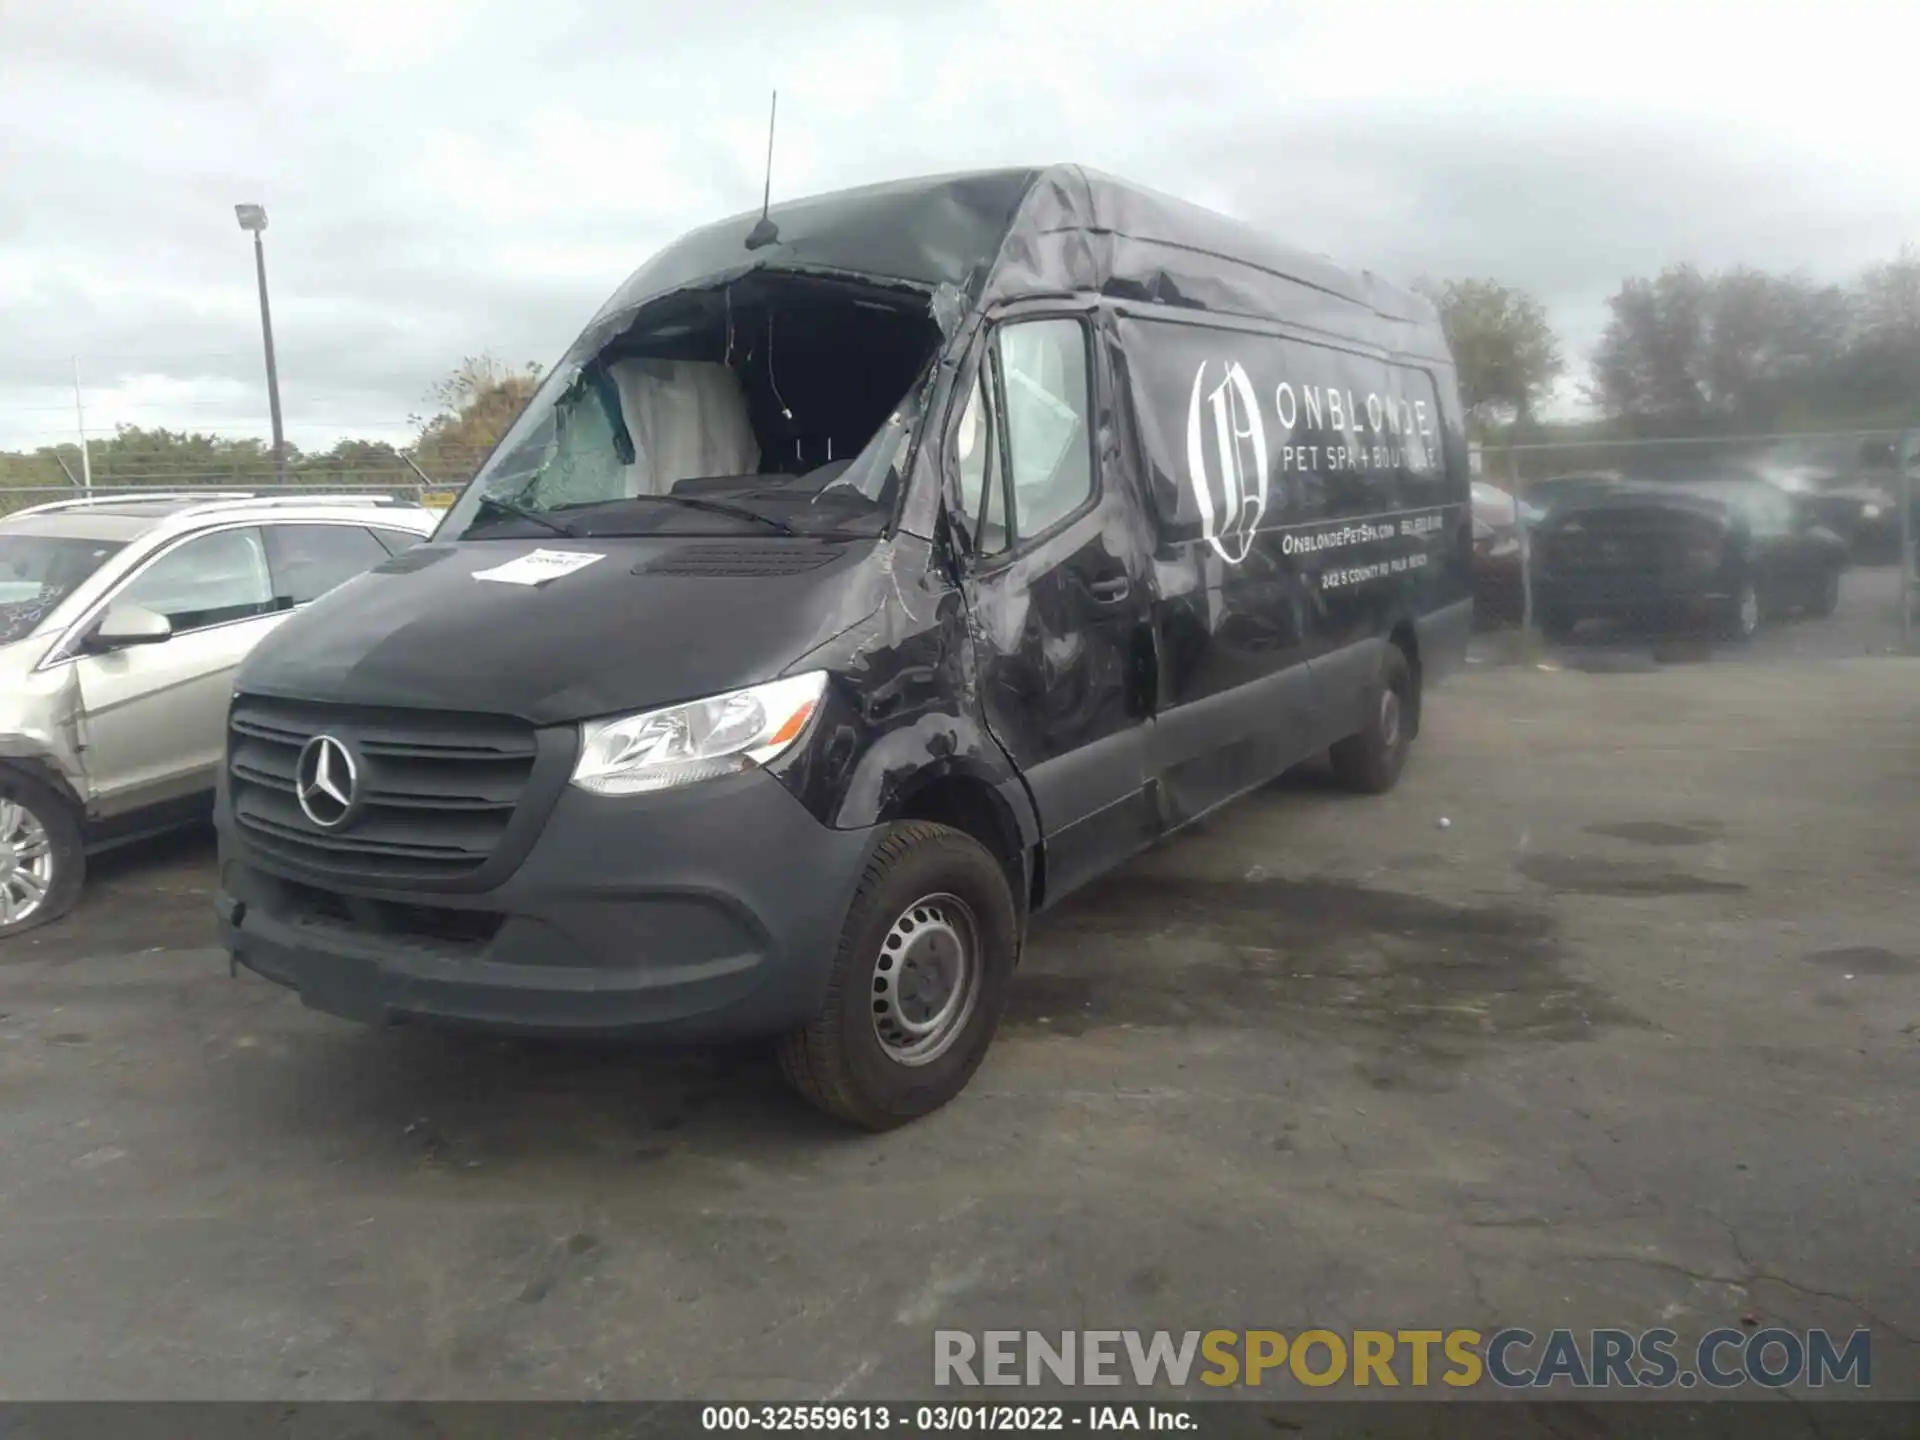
870,892,981,1067
1379,687,1403,752
1738,584,1760,637
0,797,56,928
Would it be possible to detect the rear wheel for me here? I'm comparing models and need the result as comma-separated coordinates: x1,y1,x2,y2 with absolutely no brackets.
1330,644,1416,795
0,766,85,939
777,821,1018,1130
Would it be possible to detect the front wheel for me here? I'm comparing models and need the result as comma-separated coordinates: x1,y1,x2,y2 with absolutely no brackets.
1330,644,1416,795
777,821,1019,1130
0,766,86,939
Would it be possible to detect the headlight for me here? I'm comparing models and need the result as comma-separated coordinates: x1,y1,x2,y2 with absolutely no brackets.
570,671,827,796
1862,504,1883,520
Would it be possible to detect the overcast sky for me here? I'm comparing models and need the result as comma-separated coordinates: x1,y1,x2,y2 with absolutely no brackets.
3,0,1915,455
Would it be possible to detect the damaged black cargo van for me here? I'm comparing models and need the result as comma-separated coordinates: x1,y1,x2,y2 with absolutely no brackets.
215,166,1472,1128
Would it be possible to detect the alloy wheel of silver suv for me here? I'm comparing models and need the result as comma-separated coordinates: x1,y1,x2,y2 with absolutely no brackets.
0,768,84,938
0,795,56,926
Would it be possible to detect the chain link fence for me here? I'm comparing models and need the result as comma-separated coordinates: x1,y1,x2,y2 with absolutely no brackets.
1470,430,1917,653
9,433,1916,651
0,443,496,520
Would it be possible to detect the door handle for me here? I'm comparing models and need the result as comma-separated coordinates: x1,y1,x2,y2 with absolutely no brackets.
1088,575,1131,603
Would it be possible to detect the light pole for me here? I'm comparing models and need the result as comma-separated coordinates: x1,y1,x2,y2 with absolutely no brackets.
234,203,286,483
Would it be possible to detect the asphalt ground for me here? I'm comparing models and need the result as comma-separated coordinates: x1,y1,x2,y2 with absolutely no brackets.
0,569,1914,1412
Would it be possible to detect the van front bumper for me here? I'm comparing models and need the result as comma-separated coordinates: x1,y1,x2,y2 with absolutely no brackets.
215,768,875,1041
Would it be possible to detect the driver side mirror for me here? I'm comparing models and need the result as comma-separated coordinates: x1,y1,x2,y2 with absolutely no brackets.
84,603,173,653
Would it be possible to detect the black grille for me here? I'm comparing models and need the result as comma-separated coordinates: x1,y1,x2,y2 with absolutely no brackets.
228,695,537,883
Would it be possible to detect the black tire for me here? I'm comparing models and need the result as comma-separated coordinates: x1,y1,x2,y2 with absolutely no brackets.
1807,566,1841,619
1329,644,1416,795
1715,579,1761,642
0,765,86,939
777,821,1018,1131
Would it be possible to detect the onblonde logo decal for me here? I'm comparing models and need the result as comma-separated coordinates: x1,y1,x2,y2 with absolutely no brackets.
1186,361,1269,564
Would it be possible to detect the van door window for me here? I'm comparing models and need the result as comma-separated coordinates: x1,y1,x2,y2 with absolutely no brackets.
954,368,1010,558
995,318,1094,541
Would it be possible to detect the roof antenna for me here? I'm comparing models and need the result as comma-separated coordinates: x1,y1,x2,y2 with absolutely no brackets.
744,91,781,251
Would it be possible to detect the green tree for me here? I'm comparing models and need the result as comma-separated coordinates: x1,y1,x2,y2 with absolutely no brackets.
292,438,407,484
84,425,289,482
1590,265,1853,432
1415,278,1563,432
1841,246,1920,415
0,447,78,488
410,355,544,482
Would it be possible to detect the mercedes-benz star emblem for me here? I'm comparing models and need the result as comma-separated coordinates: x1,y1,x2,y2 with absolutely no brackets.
296,734,359,829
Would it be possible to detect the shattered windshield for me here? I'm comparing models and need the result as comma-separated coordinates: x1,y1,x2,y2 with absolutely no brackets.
438,289,937,543
0,533,125,646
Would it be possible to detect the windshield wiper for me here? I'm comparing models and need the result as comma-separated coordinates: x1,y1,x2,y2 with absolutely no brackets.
471,494,577,539
613,494,797,535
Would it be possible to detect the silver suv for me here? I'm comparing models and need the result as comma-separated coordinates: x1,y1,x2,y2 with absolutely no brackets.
0,492,438,936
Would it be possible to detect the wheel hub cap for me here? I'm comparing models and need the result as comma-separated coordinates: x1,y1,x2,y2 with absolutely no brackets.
0,799,55,927
1741,587,1759,633
871,894,981,1067
1380,689,1402,750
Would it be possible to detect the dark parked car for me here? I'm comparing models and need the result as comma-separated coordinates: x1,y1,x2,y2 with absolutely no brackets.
1470,481,1524,622
1521,471,1620,523
1531,477,1847,642
1752,438,1903,562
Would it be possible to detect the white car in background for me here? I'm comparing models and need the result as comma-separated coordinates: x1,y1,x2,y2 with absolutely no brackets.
0,492,437,935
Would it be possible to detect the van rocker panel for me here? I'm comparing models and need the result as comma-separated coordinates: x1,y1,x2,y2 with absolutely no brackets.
217,765,877,1039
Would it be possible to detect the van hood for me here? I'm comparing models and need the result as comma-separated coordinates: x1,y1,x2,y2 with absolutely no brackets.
235,535,893,726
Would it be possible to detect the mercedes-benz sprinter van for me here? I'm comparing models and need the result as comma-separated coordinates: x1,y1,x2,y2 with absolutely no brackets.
215,165,1472,1129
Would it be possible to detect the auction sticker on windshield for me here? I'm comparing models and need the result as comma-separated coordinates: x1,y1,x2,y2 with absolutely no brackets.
472,549,605,586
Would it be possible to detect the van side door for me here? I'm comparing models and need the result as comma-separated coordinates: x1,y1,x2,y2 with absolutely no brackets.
1107,313,1327,826
951,313,1158,905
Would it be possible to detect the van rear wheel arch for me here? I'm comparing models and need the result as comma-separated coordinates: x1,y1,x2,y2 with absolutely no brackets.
1329,638,1418,795
1387,621,1422,738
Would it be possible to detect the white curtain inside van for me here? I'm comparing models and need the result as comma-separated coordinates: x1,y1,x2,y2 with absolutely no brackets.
606,358,761,496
